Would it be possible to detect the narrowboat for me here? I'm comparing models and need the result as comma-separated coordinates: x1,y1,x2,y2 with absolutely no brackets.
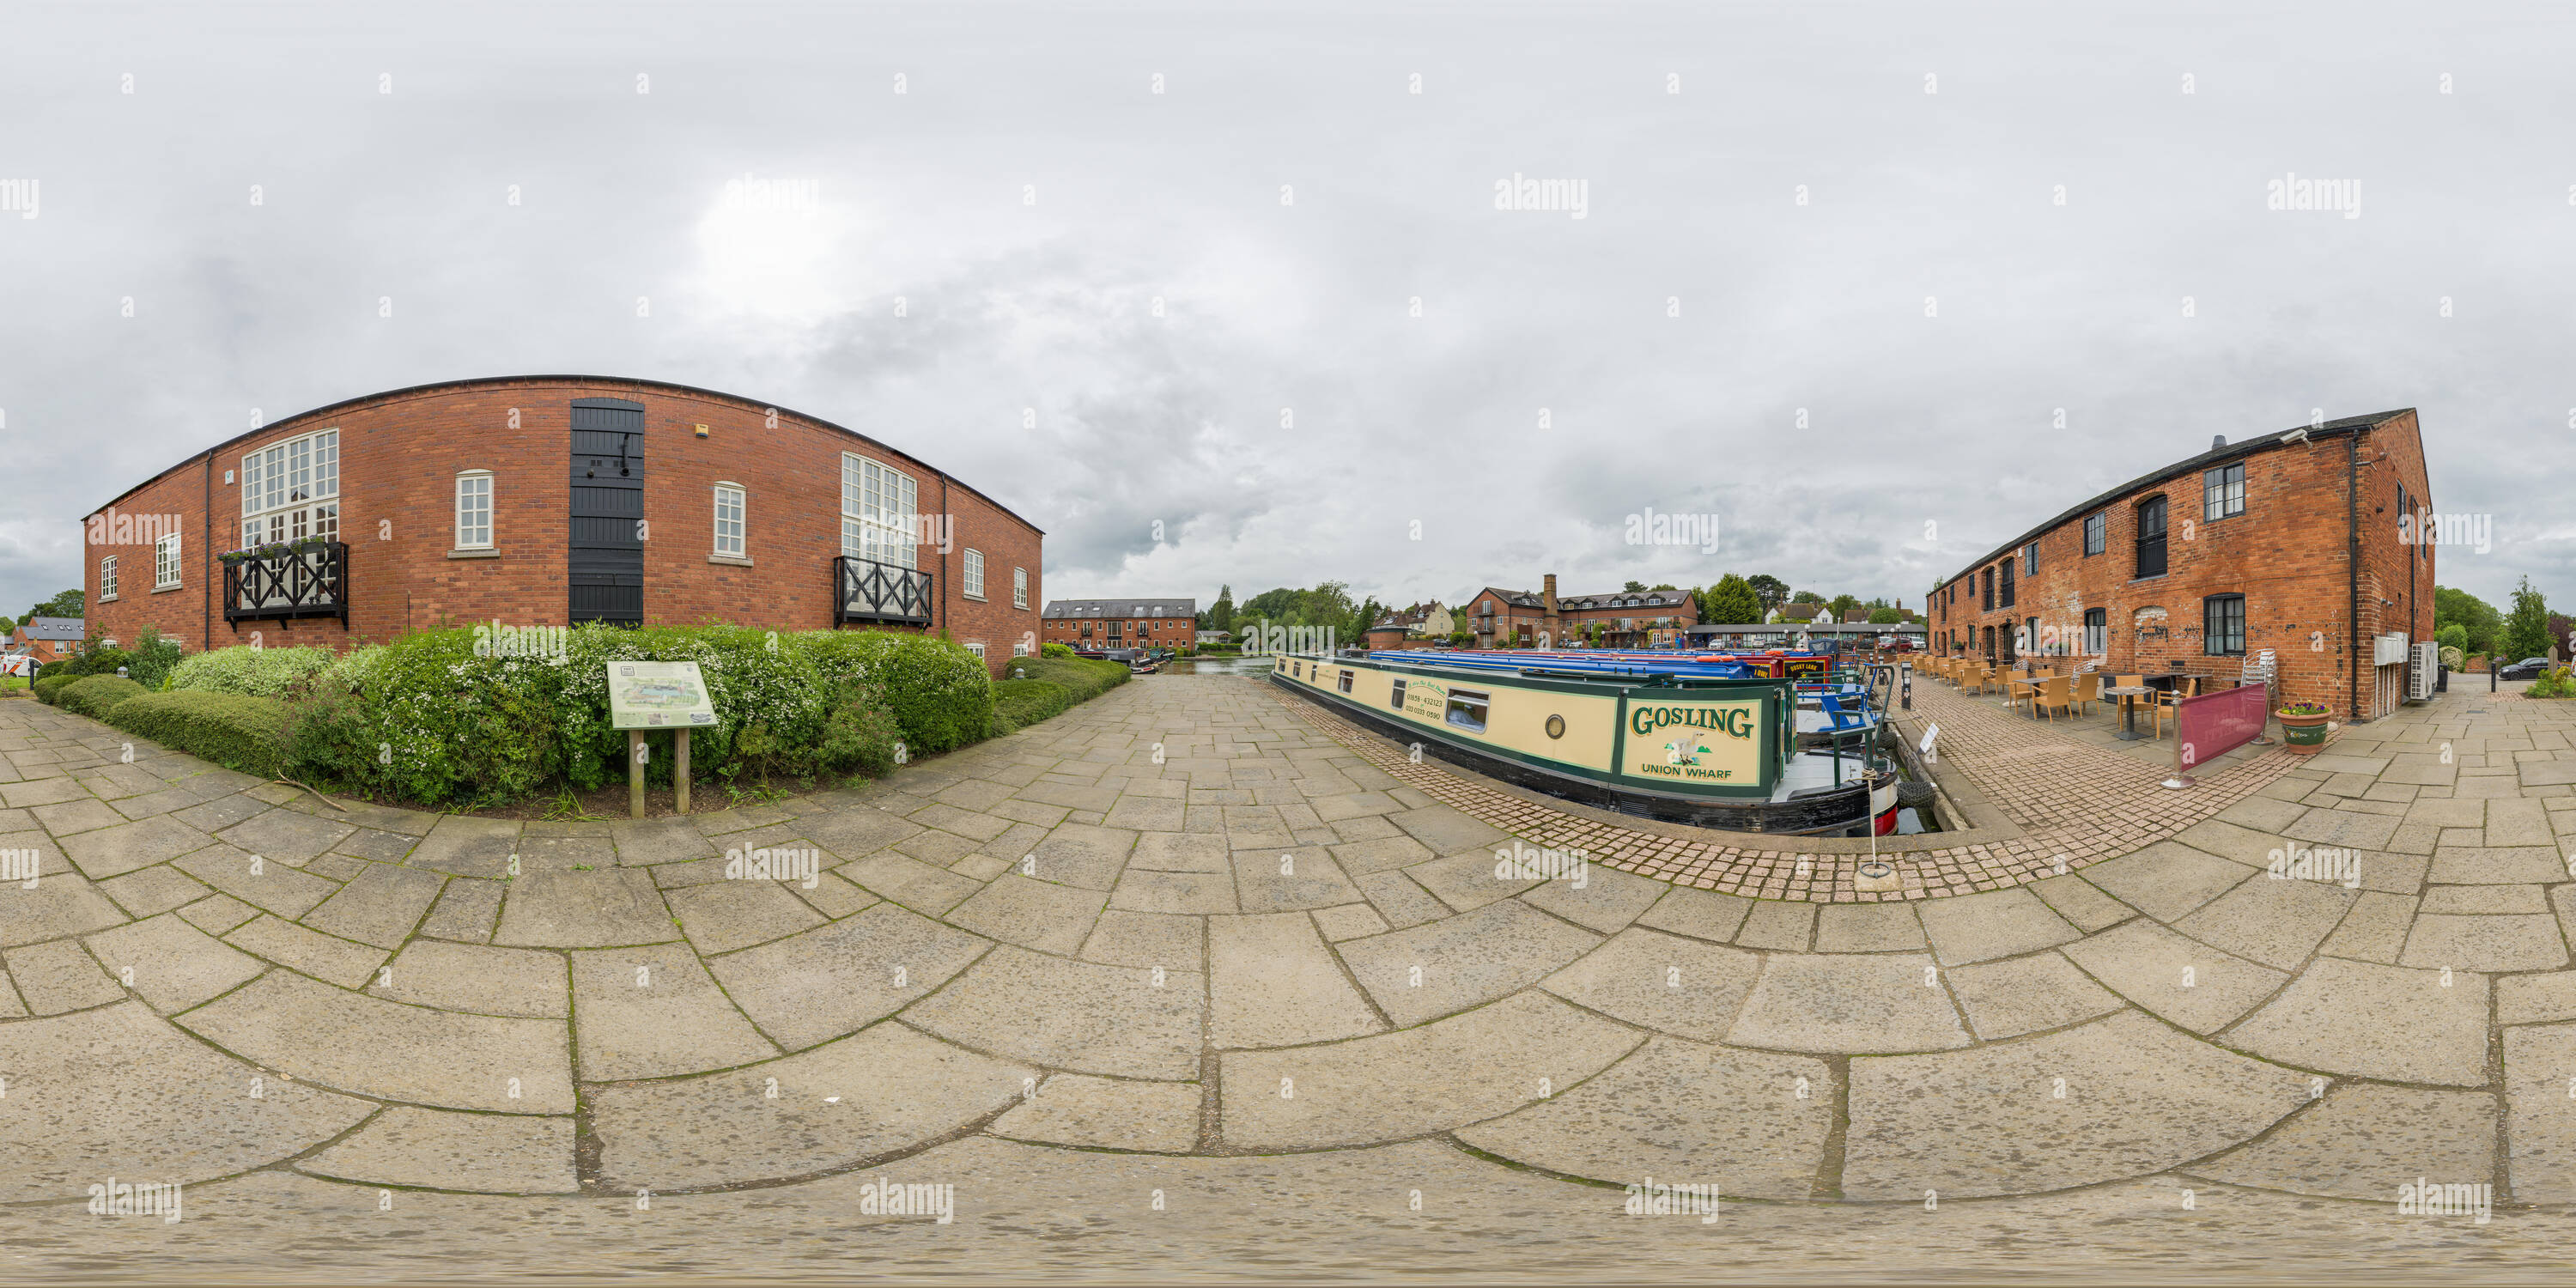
1269,650,1899,835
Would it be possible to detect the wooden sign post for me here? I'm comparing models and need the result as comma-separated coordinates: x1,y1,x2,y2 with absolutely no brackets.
606,660,717,821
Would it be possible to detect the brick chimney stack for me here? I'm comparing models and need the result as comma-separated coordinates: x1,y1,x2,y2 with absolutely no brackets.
1543,573,1559,646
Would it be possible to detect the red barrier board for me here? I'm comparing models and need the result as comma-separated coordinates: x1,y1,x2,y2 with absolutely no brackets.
2175,682,2269,772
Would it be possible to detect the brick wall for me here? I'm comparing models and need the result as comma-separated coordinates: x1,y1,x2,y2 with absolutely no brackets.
82,378,1044,676
1931,413,2433,720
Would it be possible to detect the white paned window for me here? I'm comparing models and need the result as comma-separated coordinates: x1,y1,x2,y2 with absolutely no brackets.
965,641,986,659
1013,567,1028,609
840,453,918,569
455,471,494,549
100,556,118,600
240,428,340,549
155,532,181,589
963,549,986,599
714,483,746,557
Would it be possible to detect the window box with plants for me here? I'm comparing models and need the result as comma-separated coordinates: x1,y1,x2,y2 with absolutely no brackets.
2276,701,2332,752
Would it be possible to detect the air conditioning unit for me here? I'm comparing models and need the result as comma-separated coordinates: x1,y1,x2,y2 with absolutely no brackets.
2409,641,2440,702
2374,632,2411,666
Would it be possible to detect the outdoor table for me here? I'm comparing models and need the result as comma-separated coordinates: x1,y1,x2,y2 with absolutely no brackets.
2104,685,2154,739
2005,677,2045,717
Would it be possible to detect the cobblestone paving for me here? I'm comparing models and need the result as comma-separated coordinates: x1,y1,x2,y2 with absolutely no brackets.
4,671,2575,1237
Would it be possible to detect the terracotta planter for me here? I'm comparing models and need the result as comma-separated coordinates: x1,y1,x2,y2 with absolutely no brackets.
2278,708,2331,754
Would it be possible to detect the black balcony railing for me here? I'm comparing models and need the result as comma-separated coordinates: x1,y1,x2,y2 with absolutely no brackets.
222,541,349,629
835,555,933,628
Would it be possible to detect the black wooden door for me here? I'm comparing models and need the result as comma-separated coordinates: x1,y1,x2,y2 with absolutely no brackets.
569,398,645,624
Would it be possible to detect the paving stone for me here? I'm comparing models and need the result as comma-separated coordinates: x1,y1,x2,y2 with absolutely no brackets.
946,873,1108,956
300,1105,578,1194
2057,920,2287,1035
1081,909,1205,972
665,878,827,955
2172,875,2354,971
609,816,726,866
905,945,1204,1080
709,902,992,1051
419,877,505,943
1726,952,1970,1054
1457,1035,1831,1198
2319,891,2416,963
2172,819,2296,869
60,815,216,880
890,827,981,868
2080,841,2256,922
2228,956,2489,1086
2488,798,2559,847
1404,849,1538,912
491,868,676,948
179,969,574,1112
2506,1020,2576,1202
0,776,88,809
1231,845,1363,913
1354,871,1449,930
1734,900,1816,951
1219,991,1643,1151
216,810,356,866
1944,951,2125,1041
1327,834,1437,878
403,816,524,878
1386,805,1508,854
790,869,878,920
3,939,125,1013
1539,926,1762,1042
990,1072,1202,1153
0,868,128,946
2421,884,2550,914
2500,971,2576,1026
221,915,390,988
1335,897,1599,1029
33,797,127,836
332,827,421,864
513,834,617,873
1519,862,1667,934
1127,831,1231,873
1110,867,1237,915
2399,914,2569,971
1018,822,1136,891
1917,888,2080,965
839,850,983,915
83,913,264,1012
2195,1084,2497,1200
1636,886,1756,943
1310,902,1388,942
590,1020,1032,1191
1209,911,1385,1048
177,892,259,935
2405,797,2488,829
372,939,568,1018
2427,846,2566,884
2215,795,2311,832
1842,1011,2315,1200
172,843,337,919
2284,807,2404,851
2030,874,2134,933
299,861,446,950
0,1000,374,1201
570,942,779,1079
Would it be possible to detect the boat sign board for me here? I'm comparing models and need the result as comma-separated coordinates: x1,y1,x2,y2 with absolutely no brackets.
1619,696,1766,785
609,660,718,730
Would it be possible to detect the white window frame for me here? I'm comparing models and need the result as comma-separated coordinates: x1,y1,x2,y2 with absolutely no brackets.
240,428,340,550
963,549,986,600
713,482,746,558
840,453,918,570
1013,567,1028,609
454,471,494,550
964,640,987,660
100,556,118,602
154,532,181,590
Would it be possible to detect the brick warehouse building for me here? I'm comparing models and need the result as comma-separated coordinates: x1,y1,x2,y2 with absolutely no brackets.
82,376,1044,675
1462,575,1700,648
1040,598,1198,650
1931,410,2434,721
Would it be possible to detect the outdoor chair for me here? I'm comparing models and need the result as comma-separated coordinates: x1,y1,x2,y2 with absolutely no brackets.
2034,675,2073,722
2152,677,2197,739
2069,671,2101,716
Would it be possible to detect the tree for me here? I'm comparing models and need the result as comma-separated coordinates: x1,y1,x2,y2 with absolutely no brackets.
1746,574,1789,615
2434,585,2501,657
1621,580,1647,593
1648,582,1678,592
0,615,14,636
1702,574,1762,624
2504,576,2554,661
1790,590,1826,605
1209,584,1236,635
26,589,82,622
1827,593,1860,620
1868,606,1903,625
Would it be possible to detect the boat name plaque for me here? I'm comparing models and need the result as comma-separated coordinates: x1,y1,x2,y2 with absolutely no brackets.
1623,696,1764,783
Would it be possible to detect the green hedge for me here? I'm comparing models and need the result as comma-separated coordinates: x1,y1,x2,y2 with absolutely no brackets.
106,691,292,778
991,655,1129,732
59,675,147,719
992,678,1076,732
33,674,76,705
172,644,339,699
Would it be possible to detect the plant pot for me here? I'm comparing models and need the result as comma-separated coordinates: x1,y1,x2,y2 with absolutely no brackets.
2278,708,2330,753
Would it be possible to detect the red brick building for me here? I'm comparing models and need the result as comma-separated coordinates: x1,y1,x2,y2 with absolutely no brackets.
6,617,83,664
1040,598,1197,651
1931,410,2435,720
1462,574,1699,647
82,376,1044,675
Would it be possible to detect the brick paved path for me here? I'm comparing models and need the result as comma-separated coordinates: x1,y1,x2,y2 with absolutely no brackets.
4,671,2575,1227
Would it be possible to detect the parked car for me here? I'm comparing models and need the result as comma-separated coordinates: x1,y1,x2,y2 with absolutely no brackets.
0,653,36,677
2499,657,2555,681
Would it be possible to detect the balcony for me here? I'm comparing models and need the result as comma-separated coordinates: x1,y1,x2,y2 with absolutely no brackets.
222,540,349,629
835,555,933,628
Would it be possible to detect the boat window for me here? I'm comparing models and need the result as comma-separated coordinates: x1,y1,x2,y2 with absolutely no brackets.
1338,669,1354,693
1292,661,1302,678
1445,689,1491,733
1389,678,1406,709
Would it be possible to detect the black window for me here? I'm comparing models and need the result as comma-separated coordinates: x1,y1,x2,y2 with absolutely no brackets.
1999,559,2015,609
1982,568,1994,611
2084,607,2106,655
1389,678,1406,710
2023,543,2038,575
2083,513,2105,556
2202,464,2245,522
1338,669,1354,694
2136,495,2168,578
2203,594,2246,656
2026,617,2038,654
1445,689,1491,733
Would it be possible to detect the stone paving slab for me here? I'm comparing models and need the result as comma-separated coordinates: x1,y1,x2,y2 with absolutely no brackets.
173,842,338,919
904,945,1206,1079
1943,950,2126,1041
1209,911,1384,1048
371,939,568,1018
2505,1020,2576,1203
83,913,264,1013
1538,926,1762,1043
570,942,779,1080
299,1106,580,1194
0,868,128,947
2226,956,2490,1086
492,869,677,948
178,969,574,1112
1725,952,1971,1054
1338,897,1601,1029
990,1072,1203,1153
2192,1084,2497,1201
2059,919,2288,1036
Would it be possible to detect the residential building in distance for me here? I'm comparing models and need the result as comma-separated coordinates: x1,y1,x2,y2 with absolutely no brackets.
1932,410,2433,720
1459,575,1699,648
8,616,84,663
1042,598,1200,651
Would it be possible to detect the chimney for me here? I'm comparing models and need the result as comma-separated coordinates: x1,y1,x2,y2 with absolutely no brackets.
2212,434,2227,450
1542,574,1559,646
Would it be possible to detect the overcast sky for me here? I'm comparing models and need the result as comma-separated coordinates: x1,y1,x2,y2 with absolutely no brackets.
4,1,2570,624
